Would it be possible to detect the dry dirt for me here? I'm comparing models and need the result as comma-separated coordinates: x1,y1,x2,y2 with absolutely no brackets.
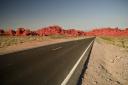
82,38,128,85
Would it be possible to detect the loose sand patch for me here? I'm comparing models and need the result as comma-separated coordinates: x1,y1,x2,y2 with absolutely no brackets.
82,38,128,85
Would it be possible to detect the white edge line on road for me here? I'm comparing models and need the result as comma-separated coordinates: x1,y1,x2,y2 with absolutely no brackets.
52,47,62,51
61,40,94,85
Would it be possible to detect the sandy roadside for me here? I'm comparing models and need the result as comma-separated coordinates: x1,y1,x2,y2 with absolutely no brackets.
82,38,128,85
0,37,86,55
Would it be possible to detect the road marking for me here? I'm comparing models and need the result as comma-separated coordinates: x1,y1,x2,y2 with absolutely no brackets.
52,47,62,51
61,40,94,85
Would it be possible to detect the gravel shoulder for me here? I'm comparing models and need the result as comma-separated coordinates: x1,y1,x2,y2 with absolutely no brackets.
82,37,128,85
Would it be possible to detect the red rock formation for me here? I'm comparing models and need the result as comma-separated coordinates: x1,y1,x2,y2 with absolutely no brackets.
86,27,128,36
0,26,128,37
15,28,25,36
36,25,64,36
0,29,4,35
22,29,31,36
7,28,16,36
64,29,85,37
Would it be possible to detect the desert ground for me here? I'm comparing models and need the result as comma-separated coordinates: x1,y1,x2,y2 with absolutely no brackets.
0,36,86,55
0,36,128,85
82,37,128,85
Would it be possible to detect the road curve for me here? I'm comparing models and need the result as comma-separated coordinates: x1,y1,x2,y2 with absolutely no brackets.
0,38,94,85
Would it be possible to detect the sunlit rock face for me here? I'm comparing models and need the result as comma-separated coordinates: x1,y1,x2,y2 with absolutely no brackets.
36,25,85,37
85,27,128,36
36,25,63,36
0,26,128,36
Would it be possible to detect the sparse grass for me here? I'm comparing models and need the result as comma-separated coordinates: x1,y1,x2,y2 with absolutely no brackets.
0,36,51,48
0,35,84,48
100,36,128,48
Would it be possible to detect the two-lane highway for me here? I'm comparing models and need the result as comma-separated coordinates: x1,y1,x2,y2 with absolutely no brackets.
0,38,94,85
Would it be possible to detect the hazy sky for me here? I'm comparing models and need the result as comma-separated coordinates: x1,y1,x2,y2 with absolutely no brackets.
0,0,128,30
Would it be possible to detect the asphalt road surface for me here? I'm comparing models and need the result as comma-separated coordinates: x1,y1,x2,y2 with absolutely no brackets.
0,38,94,85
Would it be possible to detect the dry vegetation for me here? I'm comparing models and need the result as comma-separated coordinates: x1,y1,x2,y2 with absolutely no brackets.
100,36,128,48
0,35,85,48
0,36,47,48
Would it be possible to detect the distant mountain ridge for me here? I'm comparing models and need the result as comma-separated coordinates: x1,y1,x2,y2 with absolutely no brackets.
0,26,128,36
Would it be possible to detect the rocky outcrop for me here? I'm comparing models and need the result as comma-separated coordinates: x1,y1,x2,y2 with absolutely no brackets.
86,27,128,36
0,26,128,36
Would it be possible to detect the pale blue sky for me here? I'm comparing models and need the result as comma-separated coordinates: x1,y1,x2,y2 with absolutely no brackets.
0,0,128,30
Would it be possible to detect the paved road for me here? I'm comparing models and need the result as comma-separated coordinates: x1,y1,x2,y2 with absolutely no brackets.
0,38,94,85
